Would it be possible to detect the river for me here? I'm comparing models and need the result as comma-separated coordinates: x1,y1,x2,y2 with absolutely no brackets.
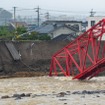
0,76,105,105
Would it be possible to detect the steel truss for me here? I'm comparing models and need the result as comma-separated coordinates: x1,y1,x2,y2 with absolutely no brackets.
49,19,105,80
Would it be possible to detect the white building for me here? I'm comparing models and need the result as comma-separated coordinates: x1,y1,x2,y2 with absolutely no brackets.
86,16,105,30
86,16,105,40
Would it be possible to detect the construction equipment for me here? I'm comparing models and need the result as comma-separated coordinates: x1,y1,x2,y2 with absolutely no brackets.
49,19,105,80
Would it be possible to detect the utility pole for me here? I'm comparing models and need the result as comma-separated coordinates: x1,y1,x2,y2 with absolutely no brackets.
13,7,17,22
13,6,17,40
90,9,96,17
45,12,50,20
36,6,40,27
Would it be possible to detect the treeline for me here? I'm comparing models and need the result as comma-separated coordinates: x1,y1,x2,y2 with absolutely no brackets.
0,26,51,40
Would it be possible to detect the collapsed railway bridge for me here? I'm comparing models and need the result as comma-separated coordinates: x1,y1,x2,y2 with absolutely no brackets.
49,19,105,80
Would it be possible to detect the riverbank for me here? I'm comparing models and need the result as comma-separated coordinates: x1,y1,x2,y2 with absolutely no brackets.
0,40,69,76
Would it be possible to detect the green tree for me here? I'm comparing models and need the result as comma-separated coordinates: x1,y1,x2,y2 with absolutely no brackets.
16,26,27,35
0,26,9,36
28,31,39,40
39,34,51,40
0,26,14,39
16,31,39,40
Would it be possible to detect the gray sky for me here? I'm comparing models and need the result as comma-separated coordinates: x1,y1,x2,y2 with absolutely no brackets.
0,0,105,12
0,0,105,18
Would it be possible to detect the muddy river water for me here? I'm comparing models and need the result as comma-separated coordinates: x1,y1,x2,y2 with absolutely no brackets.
0,76,105,105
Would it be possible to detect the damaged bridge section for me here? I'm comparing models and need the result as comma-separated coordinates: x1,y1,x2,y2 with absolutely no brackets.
49,19,105,80
5,42,21,61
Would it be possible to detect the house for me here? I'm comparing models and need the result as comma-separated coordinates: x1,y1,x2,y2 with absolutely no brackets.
35,24,79,39
27,24,37,31
0,8,12,26
42,20,82,32
10,21,28,29
8,21,28,32
51,34,77,42
82,21,88,32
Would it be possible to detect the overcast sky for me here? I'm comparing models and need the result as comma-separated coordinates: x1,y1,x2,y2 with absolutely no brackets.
0,0,105,12
0,0,105,18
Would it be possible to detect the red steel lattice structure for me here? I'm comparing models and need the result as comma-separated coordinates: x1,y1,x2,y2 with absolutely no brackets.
49,19,105,80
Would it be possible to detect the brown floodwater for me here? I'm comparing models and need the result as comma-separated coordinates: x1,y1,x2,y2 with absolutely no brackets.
0,76,105,105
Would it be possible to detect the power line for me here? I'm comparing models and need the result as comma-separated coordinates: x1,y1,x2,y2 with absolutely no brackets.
15,9,34,11
41,8,89,14
4,7,105,22
6,7,105,15
45,12,50,20
9,8,89,14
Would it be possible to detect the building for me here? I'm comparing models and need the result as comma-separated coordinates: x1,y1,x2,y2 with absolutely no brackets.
86,16,105,30
10,21,28,29
35,24,79,39
51,34,77,42
42,20,82,32
86,16,105,40
0,8,12,26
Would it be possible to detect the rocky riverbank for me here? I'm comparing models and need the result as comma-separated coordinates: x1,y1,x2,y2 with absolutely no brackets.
1,90,105,99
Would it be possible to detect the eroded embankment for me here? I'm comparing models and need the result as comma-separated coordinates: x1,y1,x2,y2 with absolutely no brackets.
0,40,69,77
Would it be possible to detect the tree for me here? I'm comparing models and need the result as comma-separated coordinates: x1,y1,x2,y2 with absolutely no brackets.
0,26,14,39
0,26,9,36
0,26,51,41
16,31,51,40
16,26,27,35
39,34,51,40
